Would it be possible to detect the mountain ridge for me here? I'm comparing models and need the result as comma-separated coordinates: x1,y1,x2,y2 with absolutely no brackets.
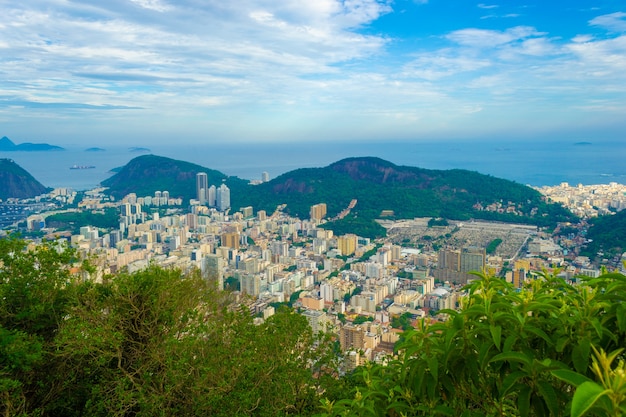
101,155,575,227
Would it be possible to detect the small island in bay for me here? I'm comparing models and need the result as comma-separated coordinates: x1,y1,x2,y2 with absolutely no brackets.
85,147,106,152
574,141,592,146
129,147,151,153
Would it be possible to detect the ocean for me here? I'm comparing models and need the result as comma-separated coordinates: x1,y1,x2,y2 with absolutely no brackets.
2,139,625,191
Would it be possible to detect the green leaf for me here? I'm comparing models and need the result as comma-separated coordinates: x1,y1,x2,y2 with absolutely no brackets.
572,339,591,374
537,380,559,417
571,381,610,417
550,369,593,387
490,351,531,367
500,371,526,396
518,384,531,417
490,324,502,350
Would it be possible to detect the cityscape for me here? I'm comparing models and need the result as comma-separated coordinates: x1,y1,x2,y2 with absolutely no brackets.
2,0,626,414
2,167,625,372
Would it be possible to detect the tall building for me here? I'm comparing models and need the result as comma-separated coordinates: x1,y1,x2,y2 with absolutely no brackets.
337,234,357,256
340,323,365,351
240,273,261,296
310,203,327,222
460,246,486,273
221,232,240,249
203,254,224,290
208,185,217,207
261,171,270,182
216,184,230,211
196,172,208,204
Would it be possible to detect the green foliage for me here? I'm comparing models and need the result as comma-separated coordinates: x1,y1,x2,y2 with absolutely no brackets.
428,218,449,227
582,210,626,259
486,238,503,254
390,312,414,331
45,208,119,233
0,236,338,417
352,316,374,325
321,216,387,240
320,270,626,417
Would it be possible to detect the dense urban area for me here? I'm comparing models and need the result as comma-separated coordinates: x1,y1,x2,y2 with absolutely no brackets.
2,176,625,361
2,173,626,416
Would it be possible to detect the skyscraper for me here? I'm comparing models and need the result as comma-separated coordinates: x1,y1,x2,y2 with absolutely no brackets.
208,185,217,207
196,172,208,204
216,183,230,211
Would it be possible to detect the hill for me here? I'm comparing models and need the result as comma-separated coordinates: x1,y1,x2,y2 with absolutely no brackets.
0,136,64,151
238,157,574,227
102,155,574,228
101,154,247,201
0,158,49,199
581,209,626,259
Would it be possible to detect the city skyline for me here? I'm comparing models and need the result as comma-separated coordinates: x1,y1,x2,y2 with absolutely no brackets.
1,1,625,146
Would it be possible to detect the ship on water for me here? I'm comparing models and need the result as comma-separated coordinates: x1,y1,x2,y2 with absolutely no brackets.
70,164,96,170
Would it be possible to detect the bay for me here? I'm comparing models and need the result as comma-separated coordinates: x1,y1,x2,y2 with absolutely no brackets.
1,139,625,191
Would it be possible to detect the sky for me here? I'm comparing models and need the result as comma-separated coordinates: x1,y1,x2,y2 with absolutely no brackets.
1,0,625,146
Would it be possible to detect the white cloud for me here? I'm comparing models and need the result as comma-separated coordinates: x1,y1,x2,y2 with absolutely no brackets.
477,4,498,9
590,12,626,32
446,26,543,48
129,0,171,12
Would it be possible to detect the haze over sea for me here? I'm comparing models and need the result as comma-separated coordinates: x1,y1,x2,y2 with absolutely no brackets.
2,140,625,192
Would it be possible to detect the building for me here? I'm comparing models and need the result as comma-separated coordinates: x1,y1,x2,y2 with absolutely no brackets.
310,203,327,222
208,185,217,207
337,234,357,256
203,254,224,290
340,323,365,351
261,171,270,182
221,232,240,249
196,172,208,204
216,184,230,211
301,310,328,334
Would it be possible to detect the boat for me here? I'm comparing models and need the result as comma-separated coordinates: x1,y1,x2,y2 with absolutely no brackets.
70,165,96,170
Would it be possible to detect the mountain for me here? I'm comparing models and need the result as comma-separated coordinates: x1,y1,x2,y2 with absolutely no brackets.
0,136,64,151
101,154,247,200
0,158,49,199
102,155,574,227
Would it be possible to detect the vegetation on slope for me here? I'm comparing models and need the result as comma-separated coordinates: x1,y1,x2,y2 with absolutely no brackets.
103,155,575,228
0,158,48,199
582,210,626,259
44,208,119,234
101,154,247,202
0,236,339,417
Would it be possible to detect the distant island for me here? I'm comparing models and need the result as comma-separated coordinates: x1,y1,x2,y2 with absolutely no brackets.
85,147,106,152
574,141,592,146
129,147,151,153
0,136,64,152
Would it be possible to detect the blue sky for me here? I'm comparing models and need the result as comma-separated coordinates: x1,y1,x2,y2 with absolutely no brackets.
1,0,625,146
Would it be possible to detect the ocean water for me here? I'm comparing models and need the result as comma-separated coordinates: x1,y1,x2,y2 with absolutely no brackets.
2,139,625,191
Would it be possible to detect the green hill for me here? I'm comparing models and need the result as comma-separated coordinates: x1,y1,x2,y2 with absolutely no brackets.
0,158,48,199
102,155,574,227
239,157,574,227
582,210,626,259
101,154,247,201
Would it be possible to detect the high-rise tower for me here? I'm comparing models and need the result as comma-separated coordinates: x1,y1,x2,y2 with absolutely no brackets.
196,172,208,204
216,183,230,211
